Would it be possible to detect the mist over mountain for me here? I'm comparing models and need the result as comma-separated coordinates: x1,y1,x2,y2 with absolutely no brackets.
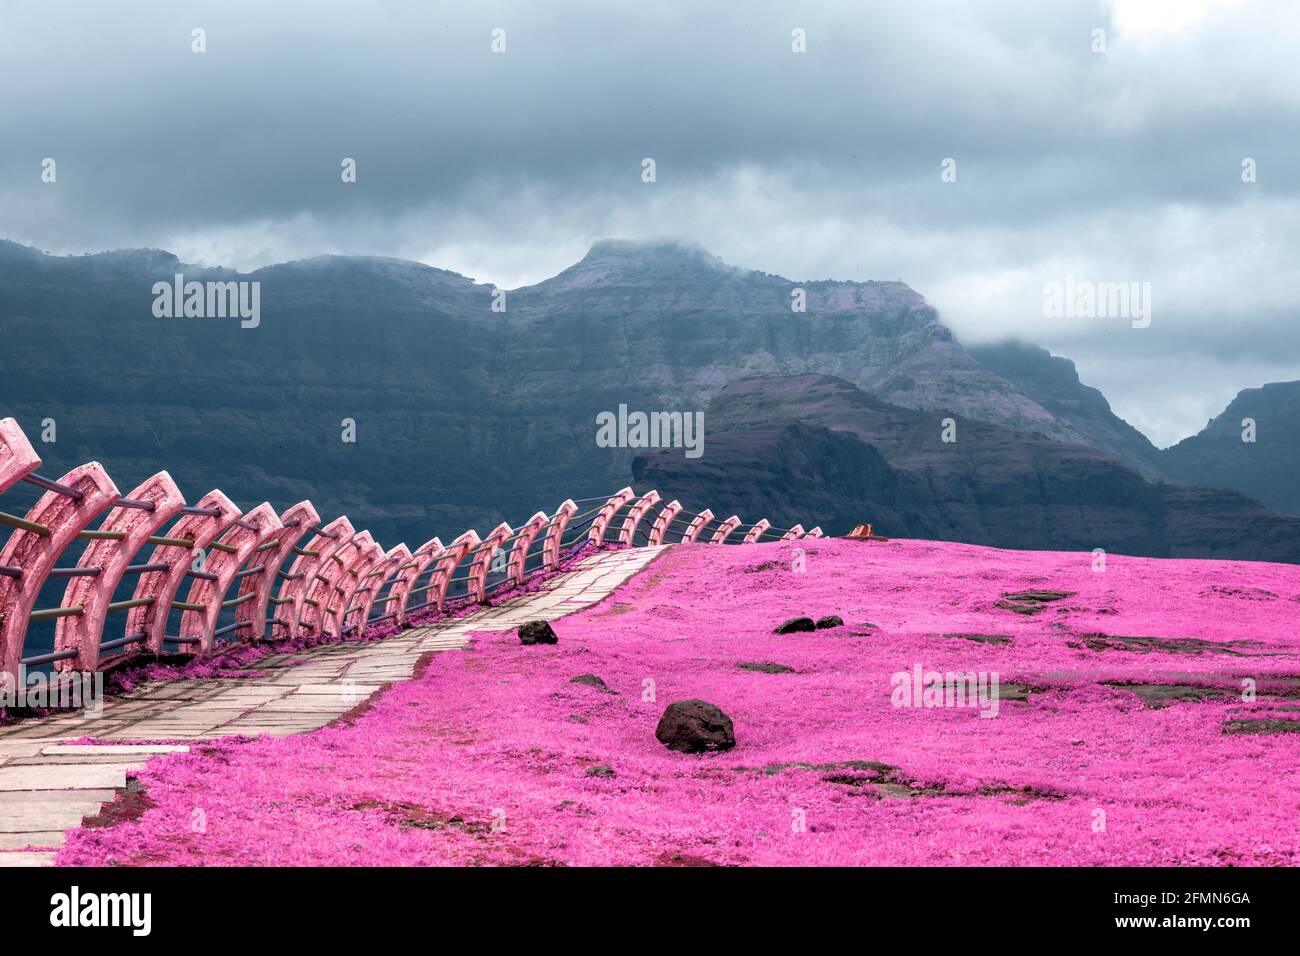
1,237,1293,560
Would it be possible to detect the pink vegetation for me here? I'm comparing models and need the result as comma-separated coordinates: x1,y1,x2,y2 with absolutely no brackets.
59,538,1300,866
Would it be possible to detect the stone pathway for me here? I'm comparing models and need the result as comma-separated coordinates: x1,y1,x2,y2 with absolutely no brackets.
0,545,667,866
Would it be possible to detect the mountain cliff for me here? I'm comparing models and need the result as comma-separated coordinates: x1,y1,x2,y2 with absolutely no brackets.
1,237,1292,560
633,374,1300,562
1159,381,1300,516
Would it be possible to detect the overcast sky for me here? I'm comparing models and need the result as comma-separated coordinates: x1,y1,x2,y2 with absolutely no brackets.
3,0,1297,446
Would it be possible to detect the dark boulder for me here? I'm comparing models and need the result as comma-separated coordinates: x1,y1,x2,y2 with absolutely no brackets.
655,699,736,753
774,616,816,634
815,615,844,629
518,620,558,645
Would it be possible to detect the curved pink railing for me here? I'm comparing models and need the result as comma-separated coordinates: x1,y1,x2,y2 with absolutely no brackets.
0,417,820,681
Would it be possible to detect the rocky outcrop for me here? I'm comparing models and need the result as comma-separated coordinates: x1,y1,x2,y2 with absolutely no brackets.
633,373,1300,563
654,699,736,753
1160,381,1300,516
968,341,1164,478
518,620,558,645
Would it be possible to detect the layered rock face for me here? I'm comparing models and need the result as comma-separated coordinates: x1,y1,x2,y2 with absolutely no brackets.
1159,381,1300,516
633,374,1300,563
1,237,1294,560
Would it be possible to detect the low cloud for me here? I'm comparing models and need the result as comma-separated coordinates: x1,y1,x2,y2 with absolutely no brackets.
1,0,1296,445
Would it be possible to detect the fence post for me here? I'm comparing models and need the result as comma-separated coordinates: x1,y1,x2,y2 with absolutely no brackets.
588,487,635,546
389,536,443,627
507,512,549,586
333,536,383,635
541,500,577,571
0,462,121,690
468,522,512,602
304,531,368,636
234,501,320,642
681,508,714,544
620,490,660,545
178,502,283,655
425,530,480,613
56,471,186,672
648,499,682,545
124,490,242,655
272,515,354,639
351,543,410,632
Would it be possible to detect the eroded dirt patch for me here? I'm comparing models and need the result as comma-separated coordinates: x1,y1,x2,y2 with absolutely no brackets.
996,590,1076,615
1072,633,1257,655
80,777,155,830
1223,718,1300,735
737,662,797,674
1103,682,1235,707
350,798,491,834
938,632,1012,645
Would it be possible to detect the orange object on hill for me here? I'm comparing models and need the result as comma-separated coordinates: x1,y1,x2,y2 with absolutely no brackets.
846,523,889,541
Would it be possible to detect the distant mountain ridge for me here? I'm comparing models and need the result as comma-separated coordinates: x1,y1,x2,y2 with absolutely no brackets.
1160,380,1300,516
633,373,1300,563
0,237,1293,557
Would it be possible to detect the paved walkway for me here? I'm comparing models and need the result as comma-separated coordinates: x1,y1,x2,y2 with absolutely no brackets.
0,545,666,866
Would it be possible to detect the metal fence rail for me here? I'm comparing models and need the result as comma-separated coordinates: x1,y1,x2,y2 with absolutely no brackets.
0,417,822,688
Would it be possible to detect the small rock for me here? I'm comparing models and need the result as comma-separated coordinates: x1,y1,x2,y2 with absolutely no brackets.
737,662,796,674
570,674,615,693
815,615,844,630
655,699,736,753
518,620,558,645
585,765,615,778
774,616,816,634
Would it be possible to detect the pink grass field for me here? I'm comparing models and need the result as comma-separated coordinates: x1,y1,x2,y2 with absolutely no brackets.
58,538,1300,866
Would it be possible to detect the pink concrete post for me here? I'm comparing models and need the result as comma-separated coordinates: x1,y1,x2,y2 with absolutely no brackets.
350,543,411,632
0,418,41,496
332,535,383,635
648,499,682,546
588,487,636,546
507,512,549,586
389,537,443,627
125,490,242,655
178,502,283,655
305,530,369,636
743,519,771,543
711,516,742,544
541,500,577,571
55,472,186,672
468,523,512,603
234,501,320,641
272,516,354,639
619,490,661,546
0,462,120,690
680,508,714,544
781,524,805,541
805,527,824,538
424,530,480,613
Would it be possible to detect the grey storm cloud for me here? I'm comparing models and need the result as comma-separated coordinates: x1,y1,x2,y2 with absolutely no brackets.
1,0,1298,445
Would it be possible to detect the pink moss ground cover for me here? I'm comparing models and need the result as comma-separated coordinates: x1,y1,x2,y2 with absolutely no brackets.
58,538,1300,866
